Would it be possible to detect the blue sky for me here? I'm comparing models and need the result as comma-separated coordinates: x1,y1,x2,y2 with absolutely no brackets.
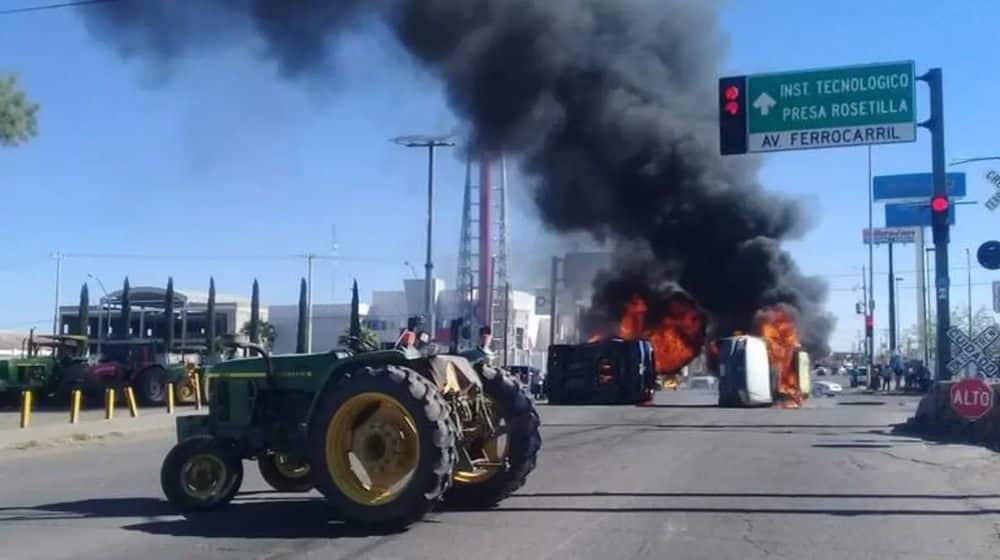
0,0,997,352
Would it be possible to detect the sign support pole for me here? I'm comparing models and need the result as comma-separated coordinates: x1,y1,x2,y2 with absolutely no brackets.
918,68,951,379
888,241,896,352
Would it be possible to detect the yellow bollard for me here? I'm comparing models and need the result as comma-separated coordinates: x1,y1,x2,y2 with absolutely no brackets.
69,389,82,424
192,372,202,411
125,386,139,418
166,383,175,414
105,388,115,420
20,390,32,429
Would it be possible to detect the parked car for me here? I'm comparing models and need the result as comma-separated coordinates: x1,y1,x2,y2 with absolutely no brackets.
812,380,843,397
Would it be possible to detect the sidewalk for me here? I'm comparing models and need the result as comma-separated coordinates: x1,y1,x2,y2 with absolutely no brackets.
0,407,201,451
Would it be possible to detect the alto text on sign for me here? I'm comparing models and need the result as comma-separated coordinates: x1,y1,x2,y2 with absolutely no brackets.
949,378,994,421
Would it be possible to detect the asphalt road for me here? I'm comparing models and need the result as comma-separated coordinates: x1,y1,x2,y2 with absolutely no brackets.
2,387,1000,560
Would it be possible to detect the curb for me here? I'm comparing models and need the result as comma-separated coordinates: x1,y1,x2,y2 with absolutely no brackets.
0,410,198,451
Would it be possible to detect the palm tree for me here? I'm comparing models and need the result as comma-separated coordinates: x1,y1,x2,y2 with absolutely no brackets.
240,320,276,350
338,326,380,353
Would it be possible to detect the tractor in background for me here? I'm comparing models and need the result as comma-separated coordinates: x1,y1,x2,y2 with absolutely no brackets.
0,331,89,402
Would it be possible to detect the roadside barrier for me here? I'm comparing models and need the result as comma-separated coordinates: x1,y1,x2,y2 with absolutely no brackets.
20,390,32,429
104,388,116,420
125,386,139,418
166,383,175,415
69,389,82,424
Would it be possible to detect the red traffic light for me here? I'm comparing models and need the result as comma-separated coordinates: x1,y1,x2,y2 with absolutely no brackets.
930,195,949,213
724,101,739,116
724,85,740,101
865,315,873,328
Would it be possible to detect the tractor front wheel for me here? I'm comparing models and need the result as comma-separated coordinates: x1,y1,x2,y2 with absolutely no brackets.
257,452,314,493
161,436,243,512
309,365,457,530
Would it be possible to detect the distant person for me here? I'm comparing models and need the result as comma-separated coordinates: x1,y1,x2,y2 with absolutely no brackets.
891,352,904,390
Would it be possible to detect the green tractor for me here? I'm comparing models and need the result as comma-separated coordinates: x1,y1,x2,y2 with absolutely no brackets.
160,333,541,530
0,332,89,401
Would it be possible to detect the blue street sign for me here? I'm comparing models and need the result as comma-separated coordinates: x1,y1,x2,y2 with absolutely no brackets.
873,172,966,201
885,202,956,227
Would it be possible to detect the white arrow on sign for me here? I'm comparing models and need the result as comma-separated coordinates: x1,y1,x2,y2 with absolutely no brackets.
752,92,777,116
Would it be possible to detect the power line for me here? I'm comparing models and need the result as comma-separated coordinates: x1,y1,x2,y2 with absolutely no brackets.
60,252,408,264
0,0,120,16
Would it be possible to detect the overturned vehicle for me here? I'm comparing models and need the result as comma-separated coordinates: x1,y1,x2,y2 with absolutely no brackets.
544,338,656,405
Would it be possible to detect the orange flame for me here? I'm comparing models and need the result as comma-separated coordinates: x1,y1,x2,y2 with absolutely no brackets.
616,295,706,375
587,334,601,343
753,306,801,407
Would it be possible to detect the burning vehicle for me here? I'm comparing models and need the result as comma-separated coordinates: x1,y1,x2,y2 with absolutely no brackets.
545,338,655,405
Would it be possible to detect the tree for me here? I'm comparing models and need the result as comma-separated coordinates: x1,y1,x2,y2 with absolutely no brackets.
338,279,379,352
249,279,260,344
120,277,131,338
296,277,308,353
164,277,175,351
902,305,1000,362
206,277,216,356
240,320,276,350
338,326,380,353
0,75,39,147
77,283,89,337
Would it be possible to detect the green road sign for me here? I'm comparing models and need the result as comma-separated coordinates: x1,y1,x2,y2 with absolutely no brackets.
719,61,916,154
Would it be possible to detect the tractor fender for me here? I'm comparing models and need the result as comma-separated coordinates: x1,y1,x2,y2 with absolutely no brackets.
302,353,416,433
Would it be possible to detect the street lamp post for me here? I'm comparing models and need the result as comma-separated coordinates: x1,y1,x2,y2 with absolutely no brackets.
391,134,455,339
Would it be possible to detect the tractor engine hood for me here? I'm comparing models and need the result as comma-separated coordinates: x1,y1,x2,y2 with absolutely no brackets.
425,355,482,396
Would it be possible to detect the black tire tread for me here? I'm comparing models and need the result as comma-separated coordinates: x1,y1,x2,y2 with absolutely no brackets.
443,366,541,510
257,453,315,493
160,436,243,512
309,364,457,530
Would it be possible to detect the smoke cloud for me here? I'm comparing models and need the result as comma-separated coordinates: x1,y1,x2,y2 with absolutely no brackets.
80,0,834,356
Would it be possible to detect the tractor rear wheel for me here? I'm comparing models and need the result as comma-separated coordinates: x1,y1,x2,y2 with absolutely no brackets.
257,452,314,493
308,365,457,530
443,366,541,510
137,367,168,406
161,436,243,512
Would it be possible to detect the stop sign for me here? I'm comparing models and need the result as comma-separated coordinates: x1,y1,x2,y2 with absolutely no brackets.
949,378,995,420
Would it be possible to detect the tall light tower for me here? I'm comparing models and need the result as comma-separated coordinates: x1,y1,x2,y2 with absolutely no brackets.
392,134,455,338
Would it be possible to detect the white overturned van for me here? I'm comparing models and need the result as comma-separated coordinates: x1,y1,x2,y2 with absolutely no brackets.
717,335,774,407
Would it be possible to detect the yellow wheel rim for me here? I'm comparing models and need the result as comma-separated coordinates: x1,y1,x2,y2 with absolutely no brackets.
452,397,510,485
178,383,196,402
273,453,311,479
325,392,420,506
180,453,228,501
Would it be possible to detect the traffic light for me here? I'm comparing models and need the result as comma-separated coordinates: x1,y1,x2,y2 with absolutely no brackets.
718,76,747,155
865,314,873,338
930,194,950,244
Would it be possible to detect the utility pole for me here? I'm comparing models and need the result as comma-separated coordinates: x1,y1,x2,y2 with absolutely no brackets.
862,264,871,378
888,242,896,352
918,68,951,379
392,134,455,340
51,251,63,335
503,282,511,367
966,247,973,337
549,257,561,347
866,145,875,368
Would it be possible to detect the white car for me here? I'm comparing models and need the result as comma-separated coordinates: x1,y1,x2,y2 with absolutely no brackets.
812,380,843,397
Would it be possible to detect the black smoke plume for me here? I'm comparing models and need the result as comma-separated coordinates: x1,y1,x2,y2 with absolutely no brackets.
80,0,834,356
